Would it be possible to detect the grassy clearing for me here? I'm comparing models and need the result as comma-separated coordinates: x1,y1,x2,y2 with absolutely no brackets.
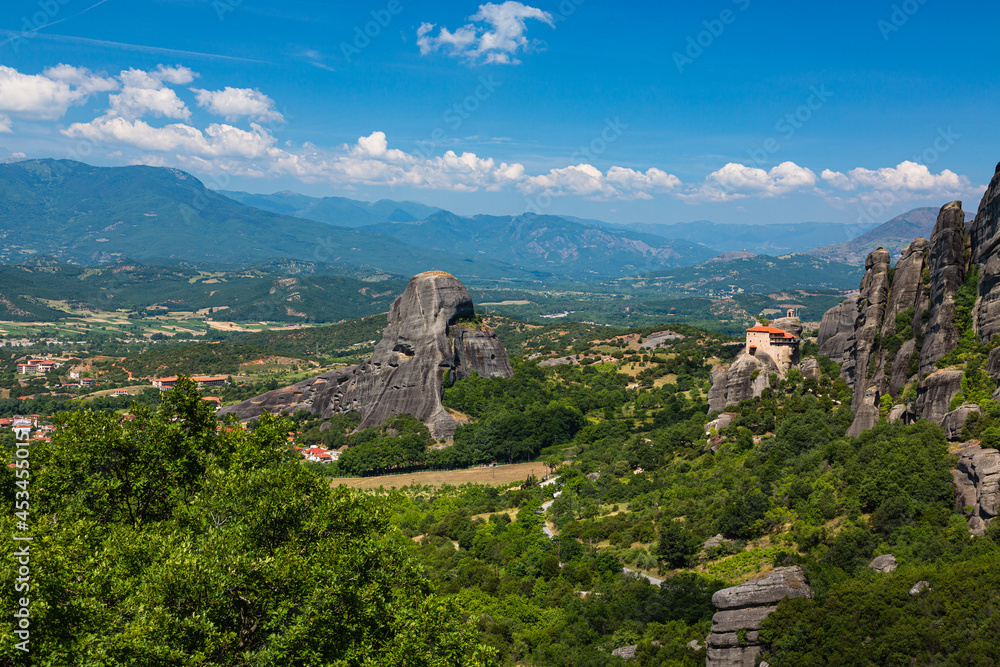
332,461,549,490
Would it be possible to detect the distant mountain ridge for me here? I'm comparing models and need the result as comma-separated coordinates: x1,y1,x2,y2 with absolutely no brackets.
806,207,943,264
0,159,540,281
220,190,441,227
362,211,717,279
598,219,881,255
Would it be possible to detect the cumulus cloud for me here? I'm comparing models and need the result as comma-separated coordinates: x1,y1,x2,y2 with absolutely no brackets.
687,161,817,201
821,161,969,195
0,64,116,121
417,1,554,64
0,115,11,133
519,164,681,200
152,65,196,85
62,117,275,158
192,87,284,123
108,67,191,120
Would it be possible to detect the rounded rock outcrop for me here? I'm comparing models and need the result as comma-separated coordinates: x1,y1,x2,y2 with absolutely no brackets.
218,271,513,440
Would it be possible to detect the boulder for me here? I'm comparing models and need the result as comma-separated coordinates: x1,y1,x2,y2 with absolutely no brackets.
800,357,820,381
218,271,514,440
707,351,777,413
703,534,730,550
706,567,812,667
847,385,881,437
941,404,980,441
611,645,636,660
711,566,812,610
887,404,908,423
913,370,964,425
868,554,897,573
909,581,931,595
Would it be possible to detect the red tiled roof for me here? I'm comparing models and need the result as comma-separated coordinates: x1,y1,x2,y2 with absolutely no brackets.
746,325,798,339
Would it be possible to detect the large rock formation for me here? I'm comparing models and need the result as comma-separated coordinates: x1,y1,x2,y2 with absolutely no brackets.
816,200,986,433
953,444,999,535
218,271,513,439
706,566,812,667
919,201,967,376
972,163,1000,341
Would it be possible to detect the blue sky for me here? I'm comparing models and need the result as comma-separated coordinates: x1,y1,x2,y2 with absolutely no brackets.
0,0,997,226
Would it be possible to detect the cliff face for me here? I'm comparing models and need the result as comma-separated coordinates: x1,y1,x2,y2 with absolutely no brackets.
972,163,1000,341
816,203,964,434
217,271,513,439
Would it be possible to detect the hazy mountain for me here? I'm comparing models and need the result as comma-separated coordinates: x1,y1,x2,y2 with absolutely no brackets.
219,190,440,227
364,211,717,279
0,160,539,281
806,207,942,264
599,219,881,255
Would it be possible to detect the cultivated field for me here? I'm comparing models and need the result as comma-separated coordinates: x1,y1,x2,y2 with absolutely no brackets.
333,461,550,490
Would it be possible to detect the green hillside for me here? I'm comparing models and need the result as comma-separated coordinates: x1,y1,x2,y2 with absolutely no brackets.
0,259,407,323
0,159,539,281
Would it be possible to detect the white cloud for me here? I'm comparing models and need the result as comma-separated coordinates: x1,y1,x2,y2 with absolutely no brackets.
0,115,11,133
688,161,817,201
109,67,191,120
153,65,196,85
417,1,554,65
519,164,682,200
0,64,116,120
192,87,284,123
43,64,119,95
62,116,275,158
821,161,968,194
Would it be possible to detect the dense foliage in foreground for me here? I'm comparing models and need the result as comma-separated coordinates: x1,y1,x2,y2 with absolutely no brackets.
0,380,494,666
351,339,1000,665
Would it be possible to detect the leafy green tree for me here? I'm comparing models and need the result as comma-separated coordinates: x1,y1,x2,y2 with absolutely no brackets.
656,521,701,569
0,378,494,666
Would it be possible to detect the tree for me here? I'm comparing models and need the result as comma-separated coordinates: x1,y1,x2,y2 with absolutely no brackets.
656,521,701,569
1,379,495,666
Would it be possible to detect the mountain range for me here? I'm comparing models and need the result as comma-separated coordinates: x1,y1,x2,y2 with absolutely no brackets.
598,219,882,256
0,158,948,291
806,207,944,263
0,160,714,281
220,190,441,227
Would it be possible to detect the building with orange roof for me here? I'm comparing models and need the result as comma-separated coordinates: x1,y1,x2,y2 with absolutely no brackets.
745,324,800,367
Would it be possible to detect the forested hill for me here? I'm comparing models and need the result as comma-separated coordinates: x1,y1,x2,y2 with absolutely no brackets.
0,159,538,281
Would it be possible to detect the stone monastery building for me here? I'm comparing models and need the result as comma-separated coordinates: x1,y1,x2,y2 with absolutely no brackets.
745,324,800,369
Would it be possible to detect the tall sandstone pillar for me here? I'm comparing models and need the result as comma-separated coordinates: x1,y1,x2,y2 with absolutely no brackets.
973,163,1000,341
